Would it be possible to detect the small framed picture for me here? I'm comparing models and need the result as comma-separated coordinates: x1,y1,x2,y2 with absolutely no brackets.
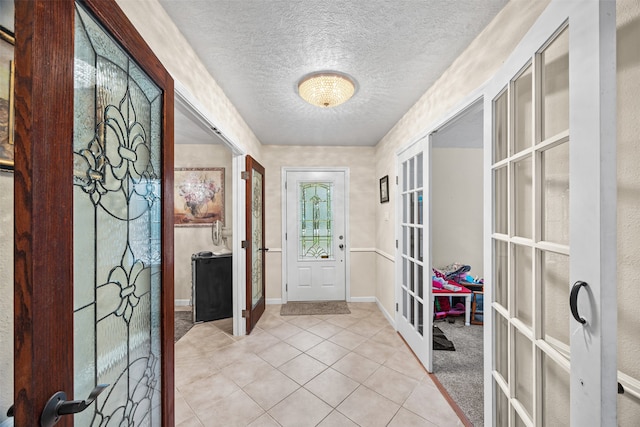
379,175,389,203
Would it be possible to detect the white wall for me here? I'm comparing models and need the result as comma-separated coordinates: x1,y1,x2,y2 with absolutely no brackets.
431,147,483,278
174,144,233,302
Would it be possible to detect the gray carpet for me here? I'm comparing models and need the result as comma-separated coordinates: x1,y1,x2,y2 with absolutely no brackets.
174,310,194,342
280,301,351,316
433,320,484,426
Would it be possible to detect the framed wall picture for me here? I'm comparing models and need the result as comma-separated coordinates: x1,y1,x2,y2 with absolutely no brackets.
380,175,389,203
174,167,225,226
0,28,15,171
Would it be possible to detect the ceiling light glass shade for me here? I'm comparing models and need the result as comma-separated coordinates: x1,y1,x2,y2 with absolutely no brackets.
298,72,355,108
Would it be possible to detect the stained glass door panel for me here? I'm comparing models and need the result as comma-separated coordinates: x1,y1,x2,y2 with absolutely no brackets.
12,0,174,425
245,155,266,334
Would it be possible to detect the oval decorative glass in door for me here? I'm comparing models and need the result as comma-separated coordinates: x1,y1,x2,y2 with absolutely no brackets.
73,3,162,425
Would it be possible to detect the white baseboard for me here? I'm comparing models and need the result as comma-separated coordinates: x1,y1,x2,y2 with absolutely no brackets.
175,299,191,307
266,298,283,305
376,298,396,328
349,296,376,303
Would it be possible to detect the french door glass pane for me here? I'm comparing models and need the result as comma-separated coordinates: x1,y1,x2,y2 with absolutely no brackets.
494,239,509,309
496,384,509,426
494,90,509,162
513,64,533,154
73,3,162,425
541,28,569,140
514,329,533,419
514,244,533,327
542,251,570,352
542,142,569,245
514,156,532,239
494,166,508,234
252,169,263,306
495,312,509,381
542,352,570,426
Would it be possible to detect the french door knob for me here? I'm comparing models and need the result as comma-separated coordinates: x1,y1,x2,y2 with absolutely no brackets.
569,281,588,324
41,384,109,427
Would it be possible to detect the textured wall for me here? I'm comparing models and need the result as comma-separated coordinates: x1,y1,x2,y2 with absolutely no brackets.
262,145,376,300
174,144,233,301
373,0,551,317
616,0,640,422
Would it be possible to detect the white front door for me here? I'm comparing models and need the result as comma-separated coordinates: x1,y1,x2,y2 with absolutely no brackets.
395,141,431,370
484,1,616,425
284,169,347,301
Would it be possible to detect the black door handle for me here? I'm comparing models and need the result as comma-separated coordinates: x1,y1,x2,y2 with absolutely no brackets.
569,281,588,324
6,404,13,417
41,384,109,427
259,247,269,251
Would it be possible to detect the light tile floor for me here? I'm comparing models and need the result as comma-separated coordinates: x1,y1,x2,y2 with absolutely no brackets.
175,303,464,427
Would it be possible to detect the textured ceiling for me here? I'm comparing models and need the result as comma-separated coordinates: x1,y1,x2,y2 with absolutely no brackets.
160,0,507,147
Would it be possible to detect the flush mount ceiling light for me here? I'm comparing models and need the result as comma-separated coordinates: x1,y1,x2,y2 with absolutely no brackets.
298,71,356,108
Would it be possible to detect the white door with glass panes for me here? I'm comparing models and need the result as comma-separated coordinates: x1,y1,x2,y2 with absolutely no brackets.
484,1,616,426
284,169,347,301
396,142,432,371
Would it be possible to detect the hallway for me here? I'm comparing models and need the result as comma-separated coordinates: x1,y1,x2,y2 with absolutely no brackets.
175,303,464,426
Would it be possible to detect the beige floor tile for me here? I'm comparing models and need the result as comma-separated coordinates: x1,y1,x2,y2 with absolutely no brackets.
174,358,219,391
206,343,249,370
284,330,325,352
332,352,380,383
278,353,328,385
384,350,427,381
403,381,463,426
237,329,283,354
247,413,282,427
176,416,204,427
388,408,438,427
337,385,400,427
194,389,265,427
304,368,359,407
326,314,360,329
346,318,385,338
265,321,304,340
369,328,405,347
328,329,367,350
222,353,277,387
179,371,240,410
175,389,195,425
307,320,344,339
306,340,350,366
243,368,300,410
269,388,333,427
316,410,359,427
257,313,287,329
286,314,323,329
363,365,419,405
353,339,399,364
257,341,302,368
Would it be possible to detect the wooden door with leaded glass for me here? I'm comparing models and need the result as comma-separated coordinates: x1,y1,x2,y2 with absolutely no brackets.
12,1,175,425
396,141,431,370
485,1,616,425
245,155,266,334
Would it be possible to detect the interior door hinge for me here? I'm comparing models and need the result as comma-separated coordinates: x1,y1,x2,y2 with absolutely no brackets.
241,240,249,248
285,181,287,190
286,283,288,291
242,310,249,318
396,240,398,249
285,233,287,240
396,176,398,185
241,171,250,180
396,303,398,312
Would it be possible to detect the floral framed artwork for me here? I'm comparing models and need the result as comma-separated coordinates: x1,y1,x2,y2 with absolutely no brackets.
0,28,15,171
379,175,389,203
174,167,225,226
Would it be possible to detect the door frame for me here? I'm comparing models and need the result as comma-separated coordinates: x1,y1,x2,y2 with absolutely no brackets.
13,0,175,424
281,167,350,304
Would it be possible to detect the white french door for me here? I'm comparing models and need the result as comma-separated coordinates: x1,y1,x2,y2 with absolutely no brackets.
396,140,432,370
284,169,347,302
484,1,616,425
